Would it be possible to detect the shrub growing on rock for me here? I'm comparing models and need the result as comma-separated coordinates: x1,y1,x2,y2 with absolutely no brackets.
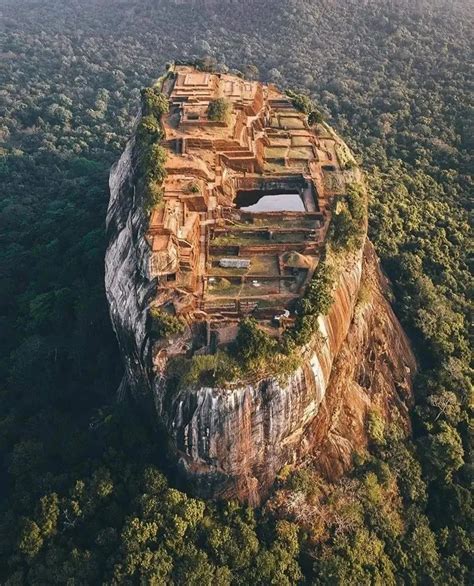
140,87,169,118
308,109,325,126
331,183,366,251
288,262,334,346
286,89,314,114
137,115,162,141
207,98,232,124
150,308,184,339
233,318,277,371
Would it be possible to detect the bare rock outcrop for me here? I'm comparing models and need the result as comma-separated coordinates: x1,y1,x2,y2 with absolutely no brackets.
106,147,414,503
105,68,415,504
160,250,364,503
303,241,415,480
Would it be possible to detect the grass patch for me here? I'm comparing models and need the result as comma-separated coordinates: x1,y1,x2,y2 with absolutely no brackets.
167,352,242,389
291,136,312,147
280,116,305,129
265,146,288,159
288,147,314,160
212,232,269,246
207,283,242,297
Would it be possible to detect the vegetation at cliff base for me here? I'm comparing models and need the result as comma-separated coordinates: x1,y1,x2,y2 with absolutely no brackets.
0,0,471,583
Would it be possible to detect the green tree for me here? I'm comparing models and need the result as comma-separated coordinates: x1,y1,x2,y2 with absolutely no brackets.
207,98,232,124
149,308,185,338
17,518,43,558
423,422,464,481
141,88,169,118
308,109,324,125
315,528,396,586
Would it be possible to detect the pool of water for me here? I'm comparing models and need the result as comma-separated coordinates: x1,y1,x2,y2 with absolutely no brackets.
237,190,305,213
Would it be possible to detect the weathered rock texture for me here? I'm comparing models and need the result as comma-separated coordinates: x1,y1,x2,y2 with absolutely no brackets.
106,138,155,399
105,76,415,505
160,249,364,503
106,141,414,503
153,243,415,503
304,241,415,480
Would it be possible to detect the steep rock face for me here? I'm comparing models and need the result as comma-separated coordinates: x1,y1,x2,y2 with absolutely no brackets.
105,139,155,398
159,252,363,503
303,241,416,480
105,125,414,506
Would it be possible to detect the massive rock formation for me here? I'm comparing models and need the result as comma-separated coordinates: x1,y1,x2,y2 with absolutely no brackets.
105,66,415,504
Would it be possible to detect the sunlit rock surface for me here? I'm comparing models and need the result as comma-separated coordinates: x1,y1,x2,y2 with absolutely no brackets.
105,68,415,503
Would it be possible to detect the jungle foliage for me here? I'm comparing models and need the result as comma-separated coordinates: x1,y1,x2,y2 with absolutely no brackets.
0,0,471,583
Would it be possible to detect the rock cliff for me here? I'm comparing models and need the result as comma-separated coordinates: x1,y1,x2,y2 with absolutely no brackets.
106,146,414,502
106,138,155,400
105,68,415,504
160,249,364,503
303,241,415,480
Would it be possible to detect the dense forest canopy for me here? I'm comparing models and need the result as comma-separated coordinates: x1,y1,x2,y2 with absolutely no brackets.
0,0,472,583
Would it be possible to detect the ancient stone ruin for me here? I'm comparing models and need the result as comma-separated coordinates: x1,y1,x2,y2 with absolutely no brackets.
106,65,414,504
147,65,357,357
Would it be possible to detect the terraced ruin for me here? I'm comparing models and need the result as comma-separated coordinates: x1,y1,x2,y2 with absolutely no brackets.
147,64,359,354
106,64,415,501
